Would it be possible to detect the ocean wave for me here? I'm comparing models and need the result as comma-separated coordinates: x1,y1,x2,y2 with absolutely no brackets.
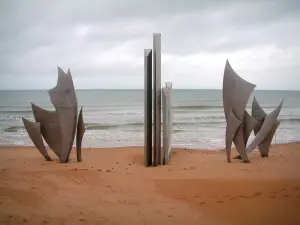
173,105,222,110
4,126,25,132
85,122,144,130
280,118,300,123
0,110,33,114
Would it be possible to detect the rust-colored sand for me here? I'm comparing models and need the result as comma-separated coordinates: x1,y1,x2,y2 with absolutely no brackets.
0,143,300,225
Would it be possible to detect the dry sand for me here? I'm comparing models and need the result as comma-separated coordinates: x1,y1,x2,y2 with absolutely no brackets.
0,143,300,225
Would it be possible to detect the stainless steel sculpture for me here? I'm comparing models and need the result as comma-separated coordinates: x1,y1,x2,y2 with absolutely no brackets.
76,107,85,162
144,49,153,167
162,82,173,165
223,60,257,163
22,118,52,161
144,33,171,167
246,97,283,157
153,33,162,166
22,67,85,163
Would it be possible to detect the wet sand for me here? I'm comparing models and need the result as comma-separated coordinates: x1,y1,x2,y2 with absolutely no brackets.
0,143,300,225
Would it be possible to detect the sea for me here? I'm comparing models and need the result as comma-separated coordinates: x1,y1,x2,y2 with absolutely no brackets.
0,89,299,150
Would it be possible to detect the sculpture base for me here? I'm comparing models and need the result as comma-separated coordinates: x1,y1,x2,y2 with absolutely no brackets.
233,155,242,160
242,159,250,163
45,156,52,161
261,153,269,158
60,159,69,163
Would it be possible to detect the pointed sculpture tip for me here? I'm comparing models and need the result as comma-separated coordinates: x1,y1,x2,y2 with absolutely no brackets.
278,98,284,109
31,102,37,108
57,66,66,76
280,98,284,104
225,59,231,69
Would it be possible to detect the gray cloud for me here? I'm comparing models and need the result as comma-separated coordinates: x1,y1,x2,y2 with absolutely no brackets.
0,0,299,90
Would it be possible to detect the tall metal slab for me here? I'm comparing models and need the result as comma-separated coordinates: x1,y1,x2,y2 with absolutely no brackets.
153,33,161,166
162,82,173,164
166,82,173,164
144,49,153,167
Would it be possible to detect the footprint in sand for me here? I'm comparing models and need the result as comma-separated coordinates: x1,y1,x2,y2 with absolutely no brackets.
268,195,276,199
283,194,289,198
199,202,206,205
216,200,225,203
105,170,111,172
97,169,102,172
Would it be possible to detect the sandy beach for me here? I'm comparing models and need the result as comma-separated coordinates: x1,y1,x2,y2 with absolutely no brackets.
0,143,300,225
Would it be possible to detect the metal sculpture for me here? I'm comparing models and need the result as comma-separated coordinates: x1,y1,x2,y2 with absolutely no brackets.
22,118,52,161
144,33,172,167
162,82,173,165
144,49,152,167
222,60,257,163
153,33,162,166
76,107,85,162
246,97,283,157
22,67,85,163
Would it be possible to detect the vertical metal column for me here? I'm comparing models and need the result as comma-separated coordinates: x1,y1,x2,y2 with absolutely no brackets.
162,85,167,165
166,82,172,164
144,49,152,167
153,33,161,166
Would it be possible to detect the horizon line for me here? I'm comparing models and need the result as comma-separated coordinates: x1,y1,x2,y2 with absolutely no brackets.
0,88,298,91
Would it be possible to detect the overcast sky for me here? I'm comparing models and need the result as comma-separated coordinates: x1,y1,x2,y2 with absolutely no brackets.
0,0,299,90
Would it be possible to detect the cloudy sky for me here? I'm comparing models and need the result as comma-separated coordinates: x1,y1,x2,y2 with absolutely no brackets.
0,0,299,90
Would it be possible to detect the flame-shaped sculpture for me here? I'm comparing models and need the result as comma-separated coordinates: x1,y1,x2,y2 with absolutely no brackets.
22,67,86,163
222,60,257,163
246,97,283,157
